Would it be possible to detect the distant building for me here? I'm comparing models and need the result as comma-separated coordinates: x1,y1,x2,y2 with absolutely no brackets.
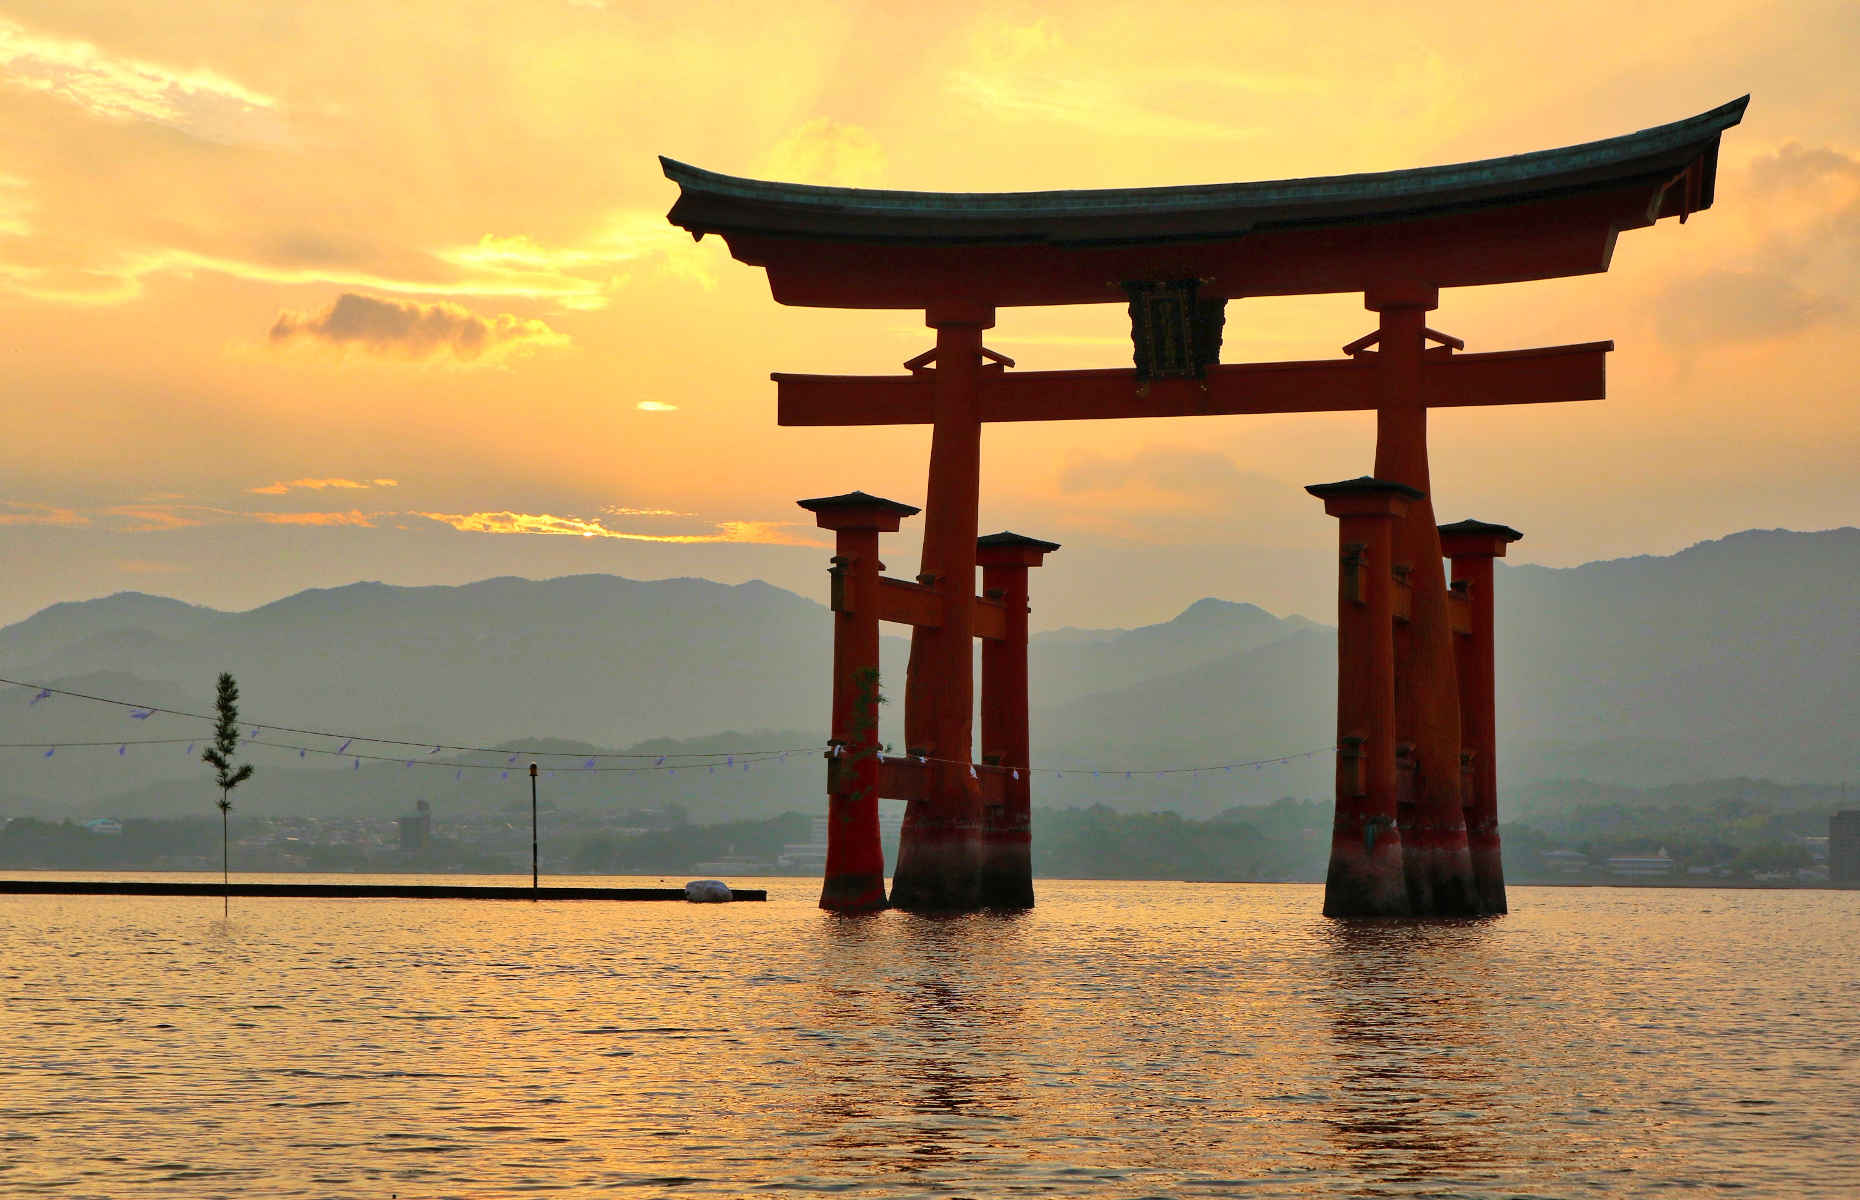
82,817,122,837
692,854,772,876
1606,848,1673,877
1831,811,1860,885
776,816,830,873
777,810,906,873
614,806,686,832
397,799,432,851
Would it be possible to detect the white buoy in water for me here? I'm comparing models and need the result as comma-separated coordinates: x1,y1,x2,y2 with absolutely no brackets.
684,879,732,903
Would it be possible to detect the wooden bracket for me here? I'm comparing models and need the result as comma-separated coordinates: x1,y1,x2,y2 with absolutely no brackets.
1343,326,1465,358
903,345,1017,374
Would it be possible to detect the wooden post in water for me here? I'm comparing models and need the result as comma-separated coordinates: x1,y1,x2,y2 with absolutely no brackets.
799,491,922,912
1364,287,1479,915
894,306,993,911
1309,477,1418,917
976,531,1059,909
1439,519,1523,915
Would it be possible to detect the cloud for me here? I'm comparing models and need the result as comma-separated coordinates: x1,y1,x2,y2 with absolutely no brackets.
0,197,704,310
434,211,721,306
0,174,29,238
760,119,887,186
0,242,624,309
947,20,1258,142
950,73,1256,141
248,230,418,277
603,505,691,517
415,510,817,545
635,400,678,412
1053,447,1308,542
268,293,569,362
1,500,249,532
247,477,397,496
1062,447,1268,496
5,498,387,533
0,16,282,143
1652,142,1860,349
0,501,88,527
1655,269,1845,348
100,504,214,531
252,510,377,527
1745,142,1860,195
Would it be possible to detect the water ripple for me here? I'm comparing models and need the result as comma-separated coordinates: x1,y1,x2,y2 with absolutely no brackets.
1,879,1856,1197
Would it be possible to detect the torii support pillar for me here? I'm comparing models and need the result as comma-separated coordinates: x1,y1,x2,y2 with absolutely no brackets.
1309,478,1418,917
1440,519,1523,916
893,306,995,912
976,531,1060,909
799,490,922,913
1364,286,1479,916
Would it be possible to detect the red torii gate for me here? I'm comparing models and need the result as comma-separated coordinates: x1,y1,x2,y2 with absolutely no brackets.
662,96,1745,915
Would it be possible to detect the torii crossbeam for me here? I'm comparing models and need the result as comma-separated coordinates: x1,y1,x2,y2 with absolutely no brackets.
662,95,1745,916
775,341,1611,426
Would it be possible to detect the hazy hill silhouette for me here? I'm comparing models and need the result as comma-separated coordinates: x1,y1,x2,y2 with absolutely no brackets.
2,527,1853,819
1031,598,1322,700
1,594,217,665
1023,528,1857,801
6,576,834,748
1498,528,1858,784
0,577,1330,814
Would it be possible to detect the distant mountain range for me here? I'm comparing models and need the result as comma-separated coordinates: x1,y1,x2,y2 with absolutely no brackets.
2,527,1854,819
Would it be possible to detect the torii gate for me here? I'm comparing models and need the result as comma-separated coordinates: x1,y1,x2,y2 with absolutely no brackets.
662,96,1745,916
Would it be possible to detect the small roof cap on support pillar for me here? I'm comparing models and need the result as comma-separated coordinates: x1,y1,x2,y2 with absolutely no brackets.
1306,476,1425,500
976,531,1061,568
1439,518,1524,558
1306,476,1423,519
797,490,921,532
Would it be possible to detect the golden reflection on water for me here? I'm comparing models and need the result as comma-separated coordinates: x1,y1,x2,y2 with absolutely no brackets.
794,913,1034,1180
1316,920,1508,1192
1,877,1856,1197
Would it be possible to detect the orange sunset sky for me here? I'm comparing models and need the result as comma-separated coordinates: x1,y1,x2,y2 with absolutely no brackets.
1,0,1855,630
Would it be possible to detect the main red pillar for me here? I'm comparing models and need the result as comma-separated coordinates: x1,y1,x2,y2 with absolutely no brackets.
893,306,994,911
1439,519,1522,915
976,531,1059,909
1308,478,1416,917
799,490,921,913
1364,286,1478,915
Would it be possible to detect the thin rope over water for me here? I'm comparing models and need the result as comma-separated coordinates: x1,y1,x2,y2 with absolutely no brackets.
1,676,1333,779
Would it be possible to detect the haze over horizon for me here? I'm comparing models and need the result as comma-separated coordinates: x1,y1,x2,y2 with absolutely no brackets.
6,526,1855,818
2,1,1857,630
8,521,1854,636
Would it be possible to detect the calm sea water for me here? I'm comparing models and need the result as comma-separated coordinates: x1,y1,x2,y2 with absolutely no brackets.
2,875,1855,1199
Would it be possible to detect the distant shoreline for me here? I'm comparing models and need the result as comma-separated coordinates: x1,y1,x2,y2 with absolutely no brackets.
0,866,1848,894
0,877,767,901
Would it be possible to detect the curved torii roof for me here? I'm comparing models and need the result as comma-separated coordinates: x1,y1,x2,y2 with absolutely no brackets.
661,97,1746,309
